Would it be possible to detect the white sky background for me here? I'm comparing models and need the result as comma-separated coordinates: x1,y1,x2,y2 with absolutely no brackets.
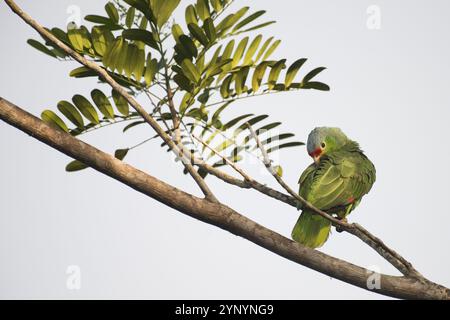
1,0,449,299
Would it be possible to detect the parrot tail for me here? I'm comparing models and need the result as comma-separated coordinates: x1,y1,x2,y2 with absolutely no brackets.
291,210,331,249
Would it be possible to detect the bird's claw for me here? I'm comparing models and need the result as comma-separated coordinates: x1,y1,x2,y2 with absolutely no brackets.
335,217,348,233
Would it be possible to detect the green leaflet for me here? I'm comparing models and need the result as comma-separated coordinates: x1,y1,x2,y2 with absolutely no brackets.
41,110,69,132
188,23,209,47
232,37,249,68
208,140,233,159
254,36,273,62
112,89,130,116
91,26,113,56
185,5,198,26
211,101,233,125
123,120,145,133
91,89,115,119
105,2,119,24
203,18,216,42
27,39,57,58
221,40,235,61
217,40,235,78
262,39,281,61
243,122,281,143
123,0,154,23
285,58,307,88
195,0,210,21
150,0,181,28
69,67,97,78
84,15,112,25
57,101,84,129
220,74,234,98
301,81,330,91
243,34,262,65
139,15,149,29
179,92,194,115
114,148,129,160
72,94,99,124
179,35,198,59
125,44,139,79
144,53,158,86
267,142,304,154
302,67,327,83
122,29,159,50
172,24,184,43
125,7,136,28
274,165,283,177
51,28,70,45
210,0,223,13
197,90,210,104
67,28,85,52
235,114,268,135
66,160,88,172
174,73,193,92
268,59,286,90
181,59,201,83
252,61,270,92
232,10,266,32
235,66,250,95
217,7,249,36
115,40,128,75
134,48,146,82
238,21,276,34
203,45,222,74
102,37,124,72
206,58,232,79
222,114,254,130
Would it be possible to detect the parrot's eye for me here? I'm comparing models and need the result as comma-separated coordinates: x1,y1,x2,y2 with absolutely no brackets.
321,142,326,148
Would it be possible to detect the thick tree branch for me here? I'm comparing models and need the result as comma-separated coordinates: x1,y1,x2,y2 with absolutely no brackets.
1,96,449,300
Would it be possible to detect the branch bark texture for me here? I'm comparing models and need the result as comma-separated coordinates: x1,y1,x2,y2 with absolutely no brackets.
1,97,449,300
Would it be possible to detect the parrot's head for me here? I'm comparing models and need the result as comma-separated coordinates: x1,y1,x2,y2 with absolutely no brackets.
307,127,349,164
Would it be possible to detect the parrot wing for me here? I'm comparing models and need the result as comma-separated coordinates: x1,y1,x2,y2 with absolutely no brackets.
301,152,375,211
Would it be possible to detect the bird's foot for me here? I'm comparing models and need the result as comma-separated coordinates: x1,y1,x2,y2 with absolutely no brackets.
335,217,348,233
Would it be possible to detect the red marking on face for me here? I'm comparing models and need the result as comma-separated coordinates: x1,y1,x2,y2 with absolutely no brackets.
309,147,322,158
348,197,355,204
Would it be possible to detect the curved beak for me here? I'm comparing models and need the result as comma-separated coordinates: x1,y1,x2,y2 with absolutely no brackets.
309,147,323,165
313,155,321,165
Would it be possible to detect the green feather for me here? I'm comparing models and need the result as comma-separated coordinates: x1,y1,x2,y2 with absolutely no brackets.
293,128,376,248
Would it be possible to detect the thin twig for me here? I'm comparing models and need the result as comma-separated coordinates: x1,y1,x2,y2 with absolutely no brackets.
192,134,251,181
192,134,299,207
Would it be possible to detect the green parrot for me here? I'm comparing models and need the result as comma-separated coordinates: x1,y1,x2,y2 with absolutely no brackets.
292,127,376,248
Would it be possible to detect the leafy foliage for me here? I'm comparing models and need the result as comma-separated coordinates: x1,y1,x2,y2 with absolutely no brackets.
28,0,329,173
